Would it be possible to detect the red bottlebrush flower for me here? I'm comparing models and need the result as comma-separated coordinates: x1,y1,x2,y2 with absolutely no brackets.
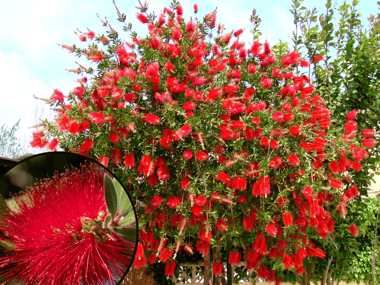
313,248,326,258
51,89,64,101
90,52,104,62
260,137,270,147
164,62,175,72
196,151,208,161
195,195,207,206
238,194,247,203
261,77,272,88
362,129,376,137
363,138,376,148
199,231,212,242
213,262,223,275
109,132,120,144
272,111,284,122
231,120,245,129
183,149,193,160
88,112,106,125
288,154,300,166
124,153,135,169
137,13,149,24
73,86,84,96
111,148,121,164
329,161,341,174
143,113,160,125
282,254,293,269
242,217,254,231
98,155,109,167
289,125,301,136
263,42,271,54
46,138,59,150
346,110,358,121
269,157,282,169
265,223,278,237
345,121,358,134
251,117,260,125
282,213,293,226
181,177,191,190
248,64,257,74
319,118,331,129
228,251,241,264
151,195,163,208
302,186,314,198
176,4,183,15
193,92,203,101
270,139,279,149
231,176,247,190
215,218,228,232
234,29,244,37
165,261,176,276
217,172,231,184
191,205,203,216
0,163,134,285
186,20,196,32
313,55,323,63
125,93,137,103
272,67,282,78
167,196,182,208
330,179,344,189
78,138,94,155
157,166,170,180
178,124,192,137
192,76,206,86
183,101,196,111
148,253,157,264
284,113,295,122
159,248,174,263
172,26,181,41
348,224,359,236
213,145,224,154
148,174,158,186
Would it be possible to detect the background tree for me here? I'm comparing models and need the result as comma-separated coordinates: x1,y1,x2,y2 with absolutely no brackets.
0,120,24,159
264,0,380,284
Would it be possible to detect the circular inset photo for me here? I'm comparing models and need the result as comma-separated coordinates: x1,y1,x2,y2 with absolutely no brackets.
0,152,138,285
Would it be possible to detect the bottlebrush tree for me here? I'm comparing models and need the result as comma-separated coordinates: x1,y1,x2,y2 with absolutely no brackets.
29,1,376,284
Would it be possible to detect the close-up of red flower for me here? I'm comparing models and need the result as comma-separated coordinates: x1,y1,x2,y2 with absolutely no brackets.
0,162,136,285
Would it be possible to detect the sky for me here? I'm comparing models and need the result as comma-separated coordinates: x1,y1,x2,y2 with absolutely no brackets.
0,0,377,154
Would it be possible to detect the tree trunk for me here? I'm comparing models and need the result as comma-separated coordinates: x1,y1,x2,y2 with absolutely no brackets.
204,253,211,285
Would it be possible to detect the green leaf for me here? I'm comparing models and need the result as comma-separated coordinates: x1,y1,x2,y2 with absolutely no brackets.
104,174,117,219
118,211,136,227
103,213,111,227
0,239,15,250
112,178,131,217
111,226,137,243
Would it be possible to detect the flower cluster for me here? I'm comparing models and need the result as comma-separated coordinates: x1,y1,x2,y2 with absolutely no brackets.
31,2,375,283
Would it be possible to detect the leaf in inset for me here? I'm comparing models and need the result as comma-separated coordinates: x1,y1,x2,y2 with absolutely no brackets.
111,226,137,243
104,174,117,219
112,178,131,217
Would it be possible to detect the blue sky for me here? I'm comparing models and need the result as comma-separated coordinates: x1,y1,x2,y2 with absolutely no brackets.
0,0,377,154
